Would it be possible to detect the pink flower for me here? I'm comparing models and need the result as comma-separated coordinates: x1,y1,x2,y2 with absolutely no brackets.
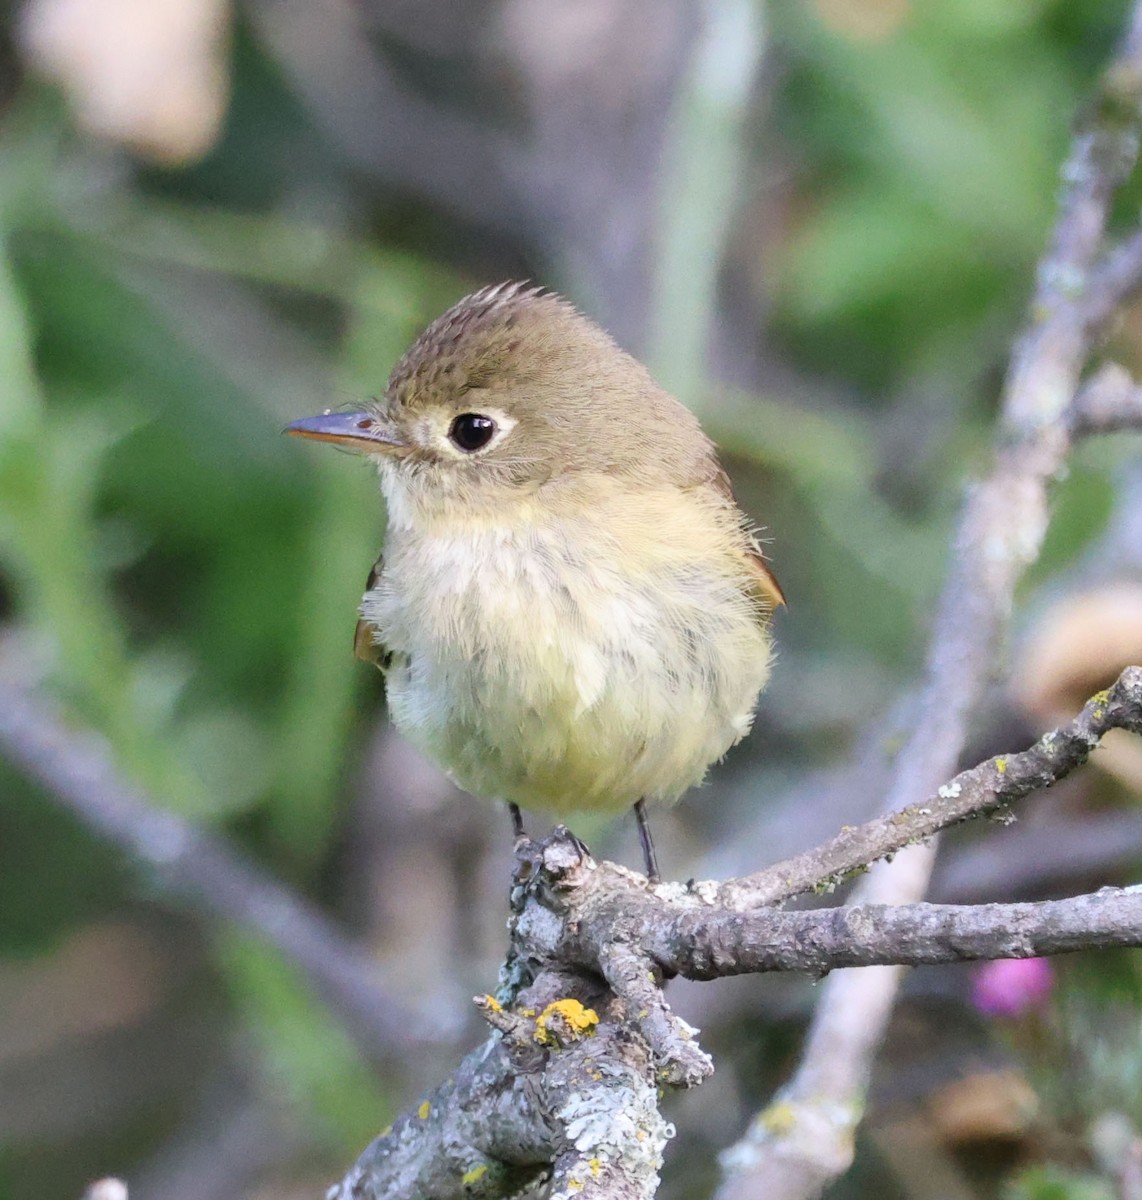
971,957,1055,1018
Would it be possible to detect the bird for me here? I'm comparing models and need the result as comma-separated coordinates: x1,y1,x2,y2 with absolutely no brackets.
287,282,782,881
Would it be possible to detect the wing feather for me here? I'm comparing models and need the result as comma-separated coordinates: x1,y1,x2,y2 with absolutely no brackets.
354,557,393,669
707,461,786,614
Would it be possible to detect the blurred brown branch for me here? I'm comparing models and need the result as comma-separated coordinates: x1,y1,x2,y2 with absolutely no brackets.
242,0,699,350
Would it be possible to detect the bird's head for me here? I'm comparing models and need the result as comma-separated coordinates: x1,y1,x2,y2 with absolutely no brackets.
287,282,710,522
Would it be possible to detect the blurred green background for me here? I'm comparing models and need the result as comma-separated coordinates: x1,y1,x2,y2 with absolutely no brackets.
1,1,1141,1198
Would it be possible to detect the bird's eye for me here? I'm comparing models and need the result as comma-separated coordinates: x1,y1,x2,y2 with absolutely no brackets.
449,413,497,452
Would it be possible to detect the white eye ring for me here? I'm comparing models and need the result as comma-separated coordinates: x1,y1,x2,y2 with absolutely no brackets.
438,408,516,457
449,413,497,451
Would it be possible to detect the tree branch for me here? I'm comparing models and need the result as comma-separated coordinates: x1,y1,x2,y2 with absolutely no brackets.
330,869,1142,1200
714,6,1142,1195
1070,361,1142,437
717,666,1142,909
665,889,1142,976
0,674,453,1065
329,972,674,1200
329,669,1141,1199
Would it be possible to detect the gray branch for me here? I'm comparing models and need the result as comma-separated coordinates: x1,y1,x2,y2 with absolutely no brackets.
717,666,1142,909
329,670,1142,1199
329,972,673,1200
715,5,1142,1196
329,827,1142,1200
666,889,1142,976
0,675,453,1065
1070,361,1142,437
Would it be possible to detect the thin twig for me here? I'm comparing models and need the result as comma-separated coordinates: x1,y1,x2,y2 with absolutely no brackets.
1069,361,1142,437
718,666,1142,908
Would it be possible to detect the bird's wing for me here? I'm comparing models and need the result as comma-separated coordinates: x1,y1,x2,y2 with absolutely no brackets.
708,462,786,614
353,557,393,669
744,539,786,612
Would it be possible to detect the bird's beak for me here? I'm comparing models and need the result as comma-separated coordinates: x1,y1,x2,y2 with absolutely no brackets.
285,411,407,453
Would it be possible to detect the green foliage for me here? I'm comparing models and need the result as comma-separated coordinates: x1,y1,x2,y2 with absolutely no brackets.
0,1,1137,1191
1005,1164,1115,1200
0,88,456,1155
0,765,126,956
218,930,391,1150
771,0,1079,393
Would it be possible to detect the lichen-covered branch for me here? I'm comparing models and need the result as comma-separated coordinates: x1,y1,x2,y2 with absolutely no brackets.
330,667,1141,1200
718,666,1142,909
714,5,1142,1196
329,919,674,1200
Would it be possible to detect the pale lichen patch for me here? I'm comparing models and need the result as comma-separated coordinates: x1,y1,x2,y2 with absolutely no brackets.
548,1061,675,1200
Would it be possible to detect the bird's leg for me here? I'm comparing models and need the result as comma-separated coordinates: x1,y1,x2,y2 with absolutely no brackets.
508,801,526,840
634,799,659,883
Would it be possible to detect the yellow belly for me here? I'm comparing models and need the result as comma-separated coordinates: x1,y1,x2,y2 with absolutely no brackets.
366,507,773,816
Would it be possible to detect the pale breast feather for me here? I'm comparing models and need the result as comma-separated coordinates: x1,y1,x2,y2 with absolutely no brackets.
360,513,773,812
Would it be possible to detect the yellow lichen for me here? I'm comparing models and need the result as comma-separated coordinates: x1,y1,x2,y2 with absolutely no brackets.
759,1100,798,1135
995,757,1007,774
588,1158,602,1178
418,1101,431,1120
533,999,599,1046
461,1164,488,1186
482,994,502,1013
